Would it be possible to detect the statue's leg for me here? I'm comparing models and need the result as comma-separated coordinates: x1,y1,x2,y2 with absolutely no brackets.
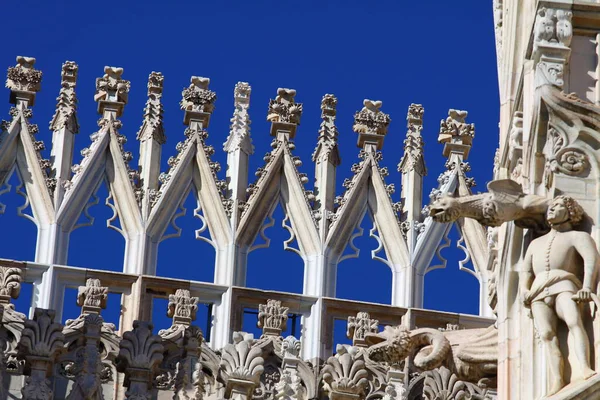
556,292,596,380
532,300,564,395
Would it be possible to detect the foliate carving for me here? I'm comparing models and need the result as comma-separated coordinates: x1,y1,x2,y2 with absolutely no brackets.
19,309,66,400
94,66,130,104
544,126,589,177
6,56,42,95
398,103,426,176
220,332,264,399
347,312,378,348
312,94,340,165
438,109,475,158
275,368,306,400
534,7,572,48
258,299,289,337
0,266,21,304
353,99,391,150
267,88,303,125
50,61,79,132
322,345,369,399
136,71,165,144
158,289,200,342
117,321,164,400
422,366,492,400
180,76,217,113
224,82,254,154
281,336,301,358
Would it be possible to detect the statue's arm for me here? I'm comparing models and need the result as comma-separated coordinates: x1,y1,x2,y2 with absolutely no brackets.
520,246,534,303
573,233,600,292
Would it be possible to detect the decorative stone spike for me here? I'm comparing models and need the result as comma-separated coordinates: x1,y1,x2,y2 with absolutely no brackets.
312,94,340,166
137,71,165,144
180,76,216,128
6,56,42,106
353,99,391,151
224,82,253,154
438,109,475,159
49,61,79,133
398,103,426,176
267,88,303,139
18,309,65,400
257,299,289,337
347,312,379,348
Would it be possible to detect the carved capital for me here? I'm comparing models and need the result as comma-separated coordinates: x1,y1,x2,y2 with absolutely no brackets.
6,56,42,106
353,99,391,151
257,299,289,337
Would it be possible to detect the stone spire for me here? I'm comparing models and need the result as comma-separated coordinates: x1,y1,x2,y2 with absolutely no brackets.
224,82,253,220
399,104,426,253
313,94,341,237
267,88,303,140
438,109,475,160
353,99,391,152
49,61,79,207
224,82,253,154
137,72,166,217
6,56,42,107
137,71,165,144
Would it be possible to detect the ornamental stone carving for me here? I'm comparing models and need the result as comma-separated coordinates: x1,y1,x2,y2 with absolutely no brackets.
322,345,369,400
347,312,378,348
353,99,391,150
18,308,66,400
422,366,493,400
398,103,426,176
180,76,217,114
6,56,42,104
117,321,165,400
137,71,166,144
312,94,340,165
50,60,79,132
267,88,303,139
258,299,289,337
520,196,599,396
220,332,265,400
94,66,130,106
224,82,254,154
438,109,474,158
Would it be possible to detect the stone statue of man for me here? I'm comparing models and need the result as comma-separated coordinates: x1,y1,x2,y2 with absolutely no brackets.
520,195,598,395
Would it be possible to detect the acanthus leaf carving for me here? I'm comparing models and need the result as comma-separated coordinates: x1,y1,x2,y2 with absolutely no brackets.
322,345,369,399
220,332,265,400
257,299,289,338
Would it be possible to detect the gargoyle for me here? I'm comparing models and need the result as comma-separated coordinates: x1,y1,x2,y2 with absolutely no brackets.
365,325,497,385
429,179,550,231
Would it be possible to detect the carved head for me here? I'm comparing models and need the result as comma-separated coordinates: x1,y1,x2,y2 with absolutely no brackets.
547,196,583,226
429,196,461,223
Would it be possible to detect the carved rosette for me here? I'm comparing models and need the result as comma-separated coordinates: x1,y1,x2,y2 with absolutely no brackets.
257,300,289,337
18,309,66,400
220,332,265,399
322,345,369,400
117,321,164,400
353,99,391,150
347,312,379,348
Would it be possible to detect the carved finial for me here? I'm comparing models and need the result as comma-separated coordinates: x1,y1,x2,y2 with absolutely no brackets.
77,278,108,315
220,331,264,399
398,103,426,175
347,312,379,348
6,56,42,106
117,321,164,399
49,61,79,133
167,289,199,326
180,76,216,128
438,109,475,159
354,99,391,151
281,335,301,358
94,66,130,118
267,88,303,139
312,94,341,166
0,266,21,305
257,299,289,337
136,71,165,144
18,309,65,400
322,345,369,399
224,82,253,154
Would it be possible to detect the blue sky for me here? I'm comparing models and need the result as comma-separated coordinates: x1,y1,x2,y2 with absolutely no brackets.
1,1,498,341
